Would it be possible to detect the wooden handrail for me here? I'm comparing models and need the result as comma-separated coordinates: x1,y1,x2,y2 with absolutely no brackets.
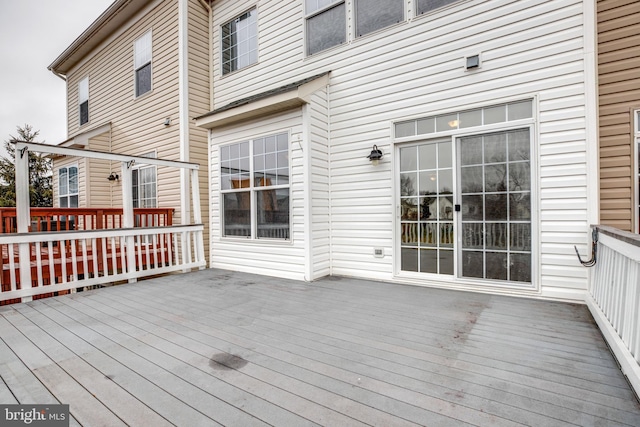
0,208,174,233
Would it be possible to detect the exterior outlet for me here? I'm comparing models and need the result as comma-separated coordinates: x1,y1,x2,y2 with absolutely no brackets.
374,248,384,258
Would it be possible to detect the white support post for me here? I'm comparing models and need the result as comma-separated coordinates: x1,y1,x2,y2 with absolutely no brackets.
15,144,32,301
121,160,137,283
191,169,205,268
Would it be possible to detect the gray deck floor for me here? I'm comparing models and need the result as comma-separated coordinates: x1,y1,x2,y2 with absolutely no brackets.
1,269,639,426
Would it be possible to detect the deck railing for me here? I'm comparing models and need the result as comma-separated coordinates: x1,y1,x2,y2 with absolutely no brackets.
0,224,205,304
0,207,173,233
586,225,640,396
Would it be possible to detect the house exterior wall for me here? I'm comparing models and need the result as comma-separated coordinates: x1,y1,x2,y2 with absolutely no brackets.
53,0,211,257
597,0,640,232
209,110,306,279
207,0,598,300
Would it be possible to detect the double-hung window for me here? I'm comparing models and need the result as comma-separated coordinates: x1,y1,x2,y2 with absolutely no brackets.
132,152,157,208
221,133,290,240
59,166,78,208
134,30,152,97
305,0,346,56
221,9,258,75
78,77,89,126
355,0,404,37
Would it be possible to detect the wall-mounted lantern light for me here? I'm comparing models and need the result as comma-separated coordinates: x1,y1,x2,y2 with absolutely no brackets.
107,172,119,182
367,145,383,166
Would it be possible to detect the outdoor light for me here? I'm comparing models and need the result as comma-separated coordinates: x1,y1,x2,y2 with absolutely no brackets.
164,117,171,126
367,145,383,166
107,172,119,181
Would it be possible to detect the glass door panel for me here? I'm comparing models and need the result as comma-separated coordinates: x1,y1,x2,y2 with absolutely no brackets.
400,140,453,275
458,129,531,283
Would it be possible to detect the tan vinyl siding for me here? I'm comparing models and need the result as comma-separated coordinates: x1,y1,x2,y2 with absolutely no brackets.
64,0,182,219
597,0,640,232
188,0,212,261
87,133,114,207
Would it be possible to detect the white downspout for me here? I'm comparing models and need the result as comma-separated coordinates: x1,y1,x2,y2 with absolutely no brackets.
179,0,190,226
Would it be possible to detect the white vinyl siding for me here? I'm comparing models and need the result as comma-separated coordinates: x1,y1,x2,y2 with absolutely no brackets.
210,110,305,279
211,0,595,298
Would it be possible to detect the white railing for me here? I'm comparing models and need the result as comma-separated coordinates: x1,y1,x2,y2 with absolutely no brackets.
0,224,205,303
586,225,640,396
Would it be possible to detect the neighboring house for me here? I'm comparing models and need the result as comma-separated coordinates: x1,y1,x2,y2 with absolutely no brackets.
195,0,600,302
48,0,211,257
596,0,640,233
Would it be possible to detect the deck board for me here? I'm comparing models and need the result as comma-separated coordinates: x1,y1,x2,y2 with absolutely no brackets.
1,269,640,426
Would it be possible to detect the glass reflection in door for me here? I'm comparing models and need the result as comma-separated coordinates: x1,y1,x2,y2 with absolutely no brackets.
459,129,531,283
400,140,453,274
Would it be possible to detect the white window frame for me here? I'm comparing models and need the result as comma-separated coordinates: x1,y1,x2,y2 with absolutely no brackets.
415,0,461,16
220,132,291,241
134,30,152,98
634,109,640,233
132,151,157,208
305,0,346,56
58,164,79,208
354,0,404,38
221,8,258,75
78,77,89,126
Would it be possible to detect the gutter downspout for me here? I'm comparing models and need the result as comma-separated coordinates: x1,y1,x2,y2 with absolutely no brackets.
179,0,190,226
196,0,213,110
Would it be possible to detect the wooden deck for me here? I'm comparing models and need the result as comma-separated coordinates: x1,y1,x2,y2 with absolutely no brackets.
1,269,639,426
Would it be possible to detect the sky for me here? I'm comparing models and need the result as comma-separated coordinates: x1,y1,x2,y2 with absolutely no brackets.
0,0,114,153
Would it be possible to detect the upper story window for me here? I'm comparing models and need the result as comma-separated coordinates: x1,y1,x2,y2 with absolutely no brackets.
134,30,152,97
222,9,258,75
59,165,78,208
305,0,346,56
416,0,460,15
78,77,89,126
220,133,290,240
132,152,157,208
355,0,404,37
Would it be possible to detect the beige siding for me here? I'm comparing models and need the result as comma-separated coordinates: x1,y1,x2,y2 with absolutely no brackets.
87,133,114,207
597,0,640,232
65,0,181,215
188,0,212,262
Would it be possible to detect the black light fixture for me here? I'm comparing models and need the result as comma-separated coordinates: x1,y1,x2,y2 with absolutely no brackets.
367,145,383,166
107,172,119,181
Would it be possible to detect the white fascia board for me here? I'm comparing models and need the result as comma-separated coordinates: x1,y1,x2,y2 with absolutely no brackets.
195,73,330,130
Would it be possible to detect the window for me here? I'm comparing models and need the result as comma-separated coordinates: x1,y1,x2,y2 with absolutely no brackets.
221,9,258,75
78,77,89,126
635,110,640,232
306,0,346,55
395,100,534,138
416,0,460,15
134,31,152,97
355,0,404,37
132,152,157,208
59,166,79,208
220,133,290,239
